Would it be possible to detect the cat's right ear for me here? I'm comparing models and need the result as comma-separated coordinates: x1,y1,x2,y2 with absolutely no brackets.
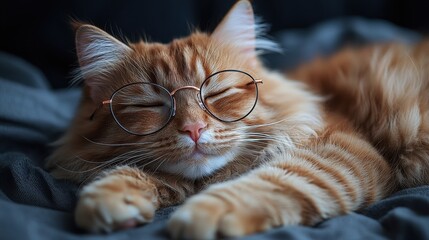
73,23,132,101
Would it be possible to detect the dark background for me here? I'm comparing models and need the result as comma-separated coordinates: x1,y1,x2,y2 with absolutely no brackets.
1,0,428,89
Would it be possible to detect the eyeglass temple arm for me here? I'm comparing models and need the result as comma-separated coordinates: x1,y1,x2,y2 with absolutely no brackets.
247,79,263,85
89,100,112,120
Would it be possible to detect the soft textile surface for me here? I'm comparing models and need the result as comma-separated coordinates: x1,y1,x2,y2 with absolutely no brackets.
1,18,429,240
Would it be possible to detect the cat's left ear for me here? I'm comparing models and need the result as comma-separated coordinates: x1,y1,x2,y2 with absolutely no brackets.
212,0,278,60
73,23,132,101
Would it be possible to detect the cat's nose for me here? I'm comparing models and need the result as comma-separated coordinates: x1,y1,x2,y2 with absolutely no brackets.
179,122,207,143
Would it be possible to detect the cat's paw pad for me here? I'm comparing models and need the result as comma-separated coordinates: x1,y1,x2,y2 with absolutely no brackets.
167,193,274,240
75,179,157,233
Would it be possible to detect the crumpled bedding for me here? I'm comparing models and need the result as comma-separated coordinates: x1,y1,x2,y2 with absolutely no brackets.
1,18,429,240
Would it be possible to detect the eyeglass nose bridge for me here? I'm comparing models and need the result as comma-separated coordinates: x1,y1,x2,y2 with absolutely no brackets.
170,86,200,96
169,85,206,116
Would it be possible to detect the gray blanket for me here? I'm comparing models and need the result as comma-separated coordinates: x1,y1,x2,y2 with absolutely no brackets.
1,18,428,240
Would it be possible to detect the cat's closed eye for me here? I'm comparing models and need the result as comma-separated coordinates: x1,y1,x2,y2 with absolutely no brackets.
125,102,166,108
203,87,231,99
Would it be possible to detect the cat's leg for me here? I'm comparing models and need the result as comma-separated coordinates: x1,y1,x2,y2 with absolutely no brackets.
75,166,184,233
168,131,394,239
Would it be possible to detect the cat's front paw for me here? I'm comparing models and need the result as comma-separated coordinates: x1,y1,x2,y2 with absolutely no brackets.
168,184,280,239
75,175,158,233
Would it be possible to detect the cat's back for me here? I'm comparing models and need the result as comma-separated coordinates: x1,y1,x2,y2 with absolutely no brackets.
289,41,429,111
289,41,429,186
289,40,429,128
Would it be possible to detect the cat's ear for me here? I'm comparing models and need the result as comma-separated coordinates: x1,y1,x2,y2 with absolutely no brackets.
74,23,132,101
211,0,278,60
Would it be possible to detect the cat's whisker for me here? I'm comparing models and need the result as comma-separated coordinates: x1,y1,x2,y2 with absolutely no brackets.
237,140,294,152
78,156,129,182
54,155,119,174
76,166,112,192
138,156,164,169
111,154,147,168
74,149,153,175
109,151,159,169
237,129,290,139
244,133,290,142
234,136,291,146
152,157,169,175
101,150,146,163
75,150,159,192
239,146,265,155
82,136,156,147
238,142,285,151
74,155,103,164
245,133,313,144
128,153,165,170
233,119,288,130
113,147,172,168
242,131,310,147
54,162,94,174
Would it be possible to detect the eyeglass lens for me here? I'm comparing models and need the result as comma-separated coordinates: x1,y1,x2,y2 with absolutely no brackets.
200,70,257,122
110,83,173,135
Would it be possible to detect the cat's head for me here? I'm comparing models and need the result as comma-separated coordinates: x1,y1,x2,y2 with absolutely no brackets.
55,1,319,181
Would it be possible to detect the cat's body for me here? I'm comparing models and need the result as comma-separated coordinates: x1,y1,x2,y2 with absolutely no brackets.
46,1,429,238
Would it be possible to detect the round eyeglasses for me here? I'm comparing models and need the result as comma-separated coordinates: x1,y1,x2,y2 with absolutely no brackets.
89,70,262,136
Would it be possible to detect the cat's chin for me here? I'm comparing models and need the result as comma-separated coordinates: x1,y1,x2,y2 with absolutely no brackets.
158,151,236,179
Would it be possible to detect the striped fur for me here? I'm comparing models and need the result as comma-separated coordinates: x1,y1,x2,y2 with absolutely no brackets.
46,0,428,238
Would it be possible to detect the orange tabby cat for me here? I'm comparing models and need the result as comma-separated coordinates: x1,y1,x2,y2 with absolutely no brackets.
46,0,429,239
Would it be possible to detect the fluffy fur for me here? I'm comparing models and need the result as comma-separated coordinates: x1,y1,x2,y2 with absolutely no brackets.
46,1,429,238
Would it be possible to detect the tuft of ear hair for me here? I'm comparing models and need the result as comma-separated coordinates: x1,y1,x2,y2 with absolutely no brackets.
72,22,132,100
211,0,280,59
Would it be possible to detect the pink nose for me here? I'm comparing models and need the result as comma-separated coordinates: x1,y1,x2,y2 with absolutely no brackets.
180,122,207,142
